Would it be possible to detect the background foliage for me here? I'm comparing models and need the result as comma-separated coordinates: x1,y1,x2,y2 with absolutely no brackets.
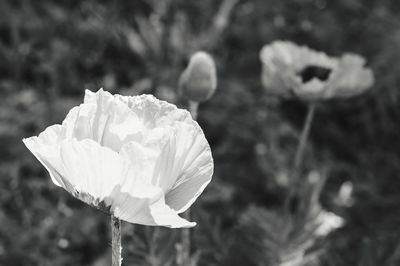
1,0,400,265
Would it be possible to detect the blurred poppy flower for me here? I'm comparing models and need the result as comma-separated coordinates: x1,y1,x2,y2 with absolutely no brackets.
23,89,213,228
260,41,374,100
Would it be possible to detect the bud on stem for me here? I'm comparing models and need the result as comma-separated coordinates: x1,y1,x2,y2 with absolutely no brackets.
179,51,217,102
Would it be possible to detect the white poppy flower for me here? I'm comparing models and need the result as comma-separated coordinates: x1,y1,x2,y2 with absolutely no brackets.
23,89,213,228
260,41,374,100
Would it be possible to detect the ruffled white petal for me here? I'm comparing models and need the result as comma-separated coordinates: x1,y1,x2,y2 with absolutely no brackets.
86,89,193,129
109,184,195,228
326,54,374,98
59,139,194,228
23,125,65,187
260,41,337,73
146,123,213,213
261,66,294,97
59,139,131,199
294,79,327,100
120,121,213,214
61,89,145,151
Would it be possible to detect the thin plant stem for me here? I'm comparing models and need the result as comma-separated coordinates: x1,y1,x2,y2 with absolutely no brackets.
178,100,199,266
111,214,122,266
200,0,239,49
292,103,316,180
284,103,317,212
189,101,199,120
180,209,191,265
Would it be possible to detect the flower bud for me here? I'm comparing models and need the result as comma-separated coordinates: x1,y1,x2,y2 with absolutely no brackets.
179,51,217,102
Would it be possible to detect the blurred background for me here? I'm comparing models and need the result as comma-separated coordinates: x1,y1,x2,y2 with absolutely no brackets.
1,0,400,265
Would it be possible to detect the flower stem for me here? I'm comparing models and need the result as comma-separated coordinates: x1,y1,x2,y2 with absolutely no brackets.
181,210,191,265
284,103,317,211
178,100,199,265
293,103,316,179
111,215,122,266
189,101,199,120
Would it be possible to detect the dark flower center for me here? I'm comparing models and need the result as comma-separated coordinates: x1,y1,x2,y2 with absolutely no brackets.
297,65,332,83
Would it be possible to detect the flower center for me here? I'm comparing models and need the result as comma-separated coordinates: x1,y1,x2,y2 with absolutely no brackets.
298,65,332,83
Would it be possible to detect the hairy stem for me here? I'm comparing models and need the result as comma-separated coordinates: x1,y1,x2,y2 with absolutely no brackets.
178,101,199,266
284,103,317,212
189,101,199,120
293,103,316,179
180,210,192,265
201,0,239,49
111,215,122,266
